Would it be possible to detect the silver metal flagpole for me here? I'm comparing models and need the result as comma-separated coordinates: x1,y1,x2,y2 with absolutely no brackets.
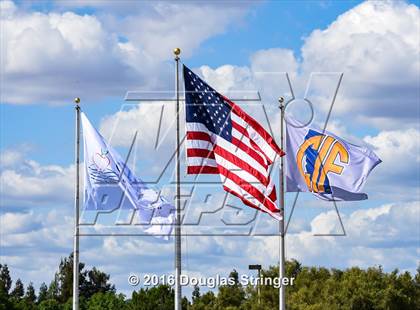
278,96,286,310
174,48,182,310
73,97,81,310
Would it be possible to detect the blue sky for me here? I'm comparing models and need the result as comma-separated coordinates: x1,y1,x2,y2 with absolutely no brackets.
188,1,364,67
1,0,419,298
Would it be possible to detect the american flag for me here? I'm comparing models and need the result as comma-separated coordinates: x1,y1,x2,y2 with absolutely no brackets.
183,65,285,220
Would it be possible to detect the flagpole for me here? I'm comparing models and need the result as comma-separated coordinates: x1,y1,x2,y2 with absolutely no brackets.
73,97,81,310
278,96,286,310
174,48,182,310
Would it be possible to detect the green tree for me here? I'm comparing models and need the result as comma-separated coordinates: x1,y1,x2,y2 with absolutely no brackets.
38,283,48,304
2,258,419,310
0,285,12,310
61,295,88,310
38,299,62,310
11,279,25,300
0,264,13,310
190,290,216,310
13,282,38,309
215,269,245,309
55,254,86,303
49,253,114,303
47,274,60,300
24,282,36,304
0,289,10,310
0,264,12,295
86,292,125,310
181,296,190,309
81,267,115,299
192,285,200,303
128,284,174,310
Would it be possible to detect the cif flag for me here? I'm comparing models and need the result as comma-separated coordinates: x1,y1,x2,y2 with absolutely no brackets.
81,112,174,238
285,115,381,201
183,65,285,220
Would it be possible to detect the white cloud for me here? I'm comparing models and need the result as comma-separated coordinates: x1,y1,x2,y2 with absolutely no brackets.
119,3,250,61
1,209,73,248
0,0,16,17
0,149,74,206
197,48,297,105
364,128,420,168
0,211,39,234
199,65,253,95
0,148,25,168
301,1,420,127
0,5,141,104
252,201,419,271
1,207,76,291
99,102,176,149
0,1,251,104
250,48,298,75
363,128,420,200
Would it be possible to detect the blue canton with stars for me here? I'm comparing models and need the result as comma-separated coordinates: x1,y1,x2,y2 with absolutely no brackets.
184,65,232,141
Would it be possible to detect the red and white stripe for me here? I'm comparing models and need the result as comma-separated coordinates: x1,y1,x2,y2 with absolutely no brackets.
186,98,285,220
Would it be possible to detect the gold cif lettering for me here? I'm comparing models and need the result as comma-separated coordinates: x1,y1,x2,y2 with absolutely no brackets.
296,134,349,193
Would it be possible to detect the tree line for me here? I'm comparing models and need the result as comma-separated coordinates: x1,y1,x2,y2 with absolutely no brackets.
1,254,419,309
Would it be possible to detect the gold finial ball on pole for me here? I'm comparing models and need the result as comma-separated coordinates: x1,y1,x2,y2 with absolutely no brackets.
173,48,181,60
74,97,81,104
173,48,181,56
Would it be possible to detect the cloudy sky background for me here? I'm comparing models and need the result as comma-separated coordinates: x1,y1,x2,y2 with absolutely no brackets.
1,0,419,297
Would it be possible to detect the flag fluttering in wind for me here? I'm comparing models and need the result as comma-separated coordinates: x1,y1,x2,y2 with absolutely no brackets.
183,65,285,220
285,115,381,201
81,112,174,238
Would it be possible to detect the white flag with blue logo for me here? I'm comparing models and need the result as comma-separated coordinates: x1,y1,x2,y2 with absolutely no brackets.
285,115,381,201
81,112,174,238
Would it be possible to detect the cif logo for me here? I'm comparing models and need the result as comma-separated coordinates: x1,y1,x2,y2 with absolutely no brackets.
296,130,349,193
